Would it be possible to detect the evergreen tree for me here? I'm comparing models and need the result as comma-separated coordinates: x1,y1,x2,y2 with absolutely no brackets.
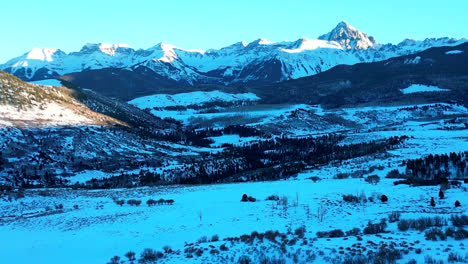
438,189,444,199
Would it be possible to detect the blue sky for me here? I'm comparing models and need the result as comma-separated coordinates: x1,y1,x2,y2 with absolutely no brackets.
1,0,467,63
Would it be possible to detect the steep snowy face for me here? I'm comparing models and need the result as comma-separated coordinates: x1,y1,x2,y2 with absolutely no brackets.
318,21,377,50
79,43,133,56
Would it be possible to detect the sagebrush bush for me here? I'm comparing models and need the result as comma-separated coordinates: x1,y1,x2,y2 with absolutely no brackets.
127,199,141,206
424,228,447,241
447,252,468,263
451,215,468,227
363,219,387,234
197,236,208,243
397,216,446,231
316,229,344,238
373,247,402,264
335,173,350,179
146,199,157,206
107,256,120,264
259,256,287,264
365,175,380,184
342,194,366,203
386,169,405,178
345,228,361,236
238,255,252,264
211,234,219,242
264,230,280,242
219,244,228,251
294,226,306,238
124,251,136,261
266,194,280,201
450,228,468,240
139,248,159,263
424,256,444,264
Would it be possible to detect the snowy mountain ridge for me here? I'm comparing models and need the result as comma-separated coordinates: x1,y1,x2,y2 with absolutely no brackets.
1,21,466,84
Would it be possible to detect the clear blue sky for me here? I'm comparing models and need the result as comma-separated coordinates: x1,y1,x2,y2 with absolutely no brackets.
1,0,467,63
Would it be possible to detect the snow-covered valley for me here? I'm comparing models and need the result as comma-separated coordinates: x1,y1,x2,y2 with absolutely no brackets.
1,100,468,263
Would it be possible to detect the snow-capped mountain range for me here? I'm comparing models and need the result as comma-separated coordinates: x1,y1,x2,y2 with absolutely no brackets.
1,21,466,85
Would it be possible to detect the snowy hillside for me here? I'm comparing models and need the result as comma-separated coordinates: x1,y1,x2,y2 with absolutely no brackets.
128,90,260,109
1,21,466,85
0,71,121,127
400,84,450,94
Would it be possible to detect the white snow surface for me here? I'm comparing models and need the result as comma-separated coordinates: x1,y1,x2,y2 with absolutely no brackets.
445,49,463,54
128,90,260,109
400,84,450,94
208,134,260,147
0,102,93,127
29,79,63,86
1,177,466,264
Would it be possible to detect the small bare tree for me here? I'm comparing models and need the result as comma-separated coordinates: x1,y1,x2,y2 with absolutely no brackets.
317,201,327,222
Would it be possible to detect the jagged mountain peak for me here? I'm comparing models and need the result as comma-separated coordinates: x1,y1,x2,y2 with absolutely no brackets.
79,43,133,56
247,38,274,47
318,21,377,50
24,47,65,62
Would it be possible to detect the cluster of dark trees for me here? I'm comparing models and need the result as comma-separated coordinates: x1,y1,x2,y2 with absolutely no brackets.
79,134,408,188
160,125,263,147
405,152,467,184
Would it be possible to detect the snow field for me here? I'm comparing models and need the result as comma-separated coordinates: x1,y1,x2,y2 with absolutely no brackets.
1,175,467,264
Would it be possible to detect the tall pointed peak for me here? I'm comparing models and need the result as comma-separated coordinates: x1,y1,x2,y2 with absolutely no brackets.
318,21,377,50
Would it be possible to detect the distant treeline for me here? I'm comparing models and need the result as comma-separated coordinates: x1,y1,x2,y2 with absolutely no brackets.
404,151,468,184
